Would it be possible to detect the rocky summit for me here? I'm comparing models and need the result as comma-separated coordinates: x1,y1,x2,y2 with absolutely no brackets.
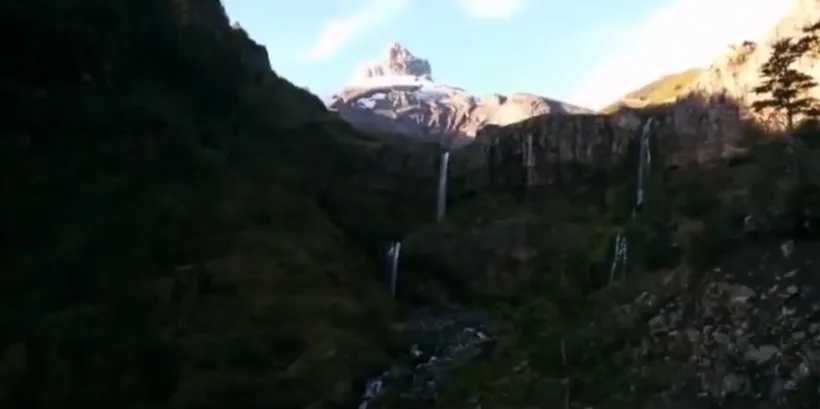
328,42,591,147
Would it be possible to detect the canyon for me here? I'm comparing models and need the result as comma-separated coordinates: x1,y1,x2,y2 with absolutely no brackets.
5,0,820,408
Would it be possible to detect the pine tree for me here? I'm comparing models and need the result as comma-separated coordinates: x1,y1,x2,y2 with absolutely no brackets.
795,19,820,57
752,20,820,238
751,37,820,131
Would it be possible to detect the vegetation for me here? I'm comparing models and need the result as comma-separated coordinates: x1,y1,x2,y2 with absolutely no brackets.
752,21,820,131
5,1,820,408
1,1,439,407
600,68,702,113
397,85,820,406
414,121,820,407
750,19,820,235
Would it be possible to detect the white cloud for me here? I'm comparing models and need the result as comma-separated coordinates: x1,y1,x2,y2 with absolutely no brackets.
306,0,410,61
570,0,795,110
457,0,528,20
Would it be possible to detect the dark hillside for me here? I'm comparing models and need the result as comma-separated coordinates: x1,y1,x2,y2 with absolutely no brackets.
0,1,437,407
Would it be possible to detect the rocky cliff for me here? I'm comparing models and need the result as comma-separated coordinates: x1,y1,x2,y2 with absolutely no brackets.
328,42,592,147
688,0,820,130
451,93,745,199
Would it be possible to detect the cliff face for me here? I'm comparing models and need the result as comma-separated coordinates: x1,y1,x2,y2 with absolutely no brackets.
453,94,745,197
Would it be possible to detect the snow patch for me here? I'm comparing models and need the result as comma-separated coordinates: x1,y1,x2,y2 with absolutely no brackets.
357,99,377,109
350,75,463,95
345,75,469,107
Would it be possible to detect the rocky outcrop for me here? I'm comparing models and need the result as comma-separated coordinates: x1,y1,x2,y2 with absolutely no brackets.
328,42,591,147
231,25,270,75
688,0,820,130
633,241,820,407
357,41,433,81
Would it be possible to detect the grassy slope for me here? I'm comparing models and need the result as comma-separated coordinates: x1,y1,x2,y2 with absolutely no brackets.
600,68,703,113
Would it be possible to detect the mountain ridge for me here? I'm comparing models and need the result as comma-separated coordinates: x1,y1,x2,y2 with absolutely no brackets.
600,68,703,113
328,42,592,147
687,0,820,129
605,0,820,131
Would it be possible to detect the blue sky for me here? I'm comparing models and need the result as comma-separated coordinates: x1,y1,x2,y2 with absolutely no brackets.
223,0,792,109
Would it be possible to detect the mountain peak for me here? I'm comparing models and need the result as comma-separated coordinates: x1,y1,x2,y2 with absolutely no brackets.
385,40,404,53
356,42,433,81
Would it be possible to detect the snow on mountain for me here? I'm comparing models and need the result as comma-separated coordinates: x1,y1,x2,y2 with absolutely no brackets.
328,42,592,146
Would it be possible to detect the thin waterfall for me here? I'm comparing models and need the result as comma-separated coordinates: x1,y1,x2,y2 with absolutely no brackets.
608,118,654,283
357,376,387,409
356,242,401,408
560,338,567,365
357,241,401,409
524,132,536,186
387,241,402,296
609,233,628,283
636,118,654,209
436,151,450,221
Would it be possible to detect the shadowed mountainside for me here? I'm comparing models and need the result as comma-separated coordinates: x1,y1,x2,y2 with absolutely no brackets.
1,1,441,408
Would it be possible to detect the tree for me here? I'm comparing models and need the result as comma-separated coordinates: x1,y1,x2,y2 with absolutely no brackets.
795,19,820,58
750,20,820,238
751,37,820,131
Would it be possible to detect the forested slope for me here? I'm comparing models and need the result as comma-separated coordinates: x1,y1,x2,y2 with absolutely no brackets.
0,1,437,407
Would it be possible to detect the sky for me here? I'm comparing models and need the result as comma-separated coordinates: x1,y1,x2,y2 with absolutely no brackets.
223,0,794,110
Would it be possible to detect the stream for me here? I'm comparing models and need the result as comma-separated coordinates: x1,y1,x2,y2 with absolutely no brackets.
357,307,496,408
357,121,656,408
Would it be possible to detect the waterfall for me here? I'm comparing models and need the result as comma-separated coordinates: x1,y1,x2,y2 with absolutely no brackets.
357,375,387,409
355,242,401,408
436,151,450,221
387,241,402,296
636,118,654,209
524,132,536,186
608,233,628,283
608,118,654,283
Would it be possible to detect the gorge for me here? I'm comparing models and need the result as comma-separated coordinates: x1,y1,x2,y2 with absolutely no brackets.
3,0,820,408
